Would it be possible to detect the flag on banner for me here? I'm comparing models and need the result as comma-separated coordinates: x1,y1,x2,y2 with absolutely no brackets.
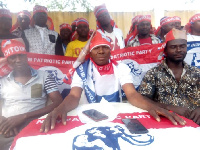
185,41,200,68
10,112,199,150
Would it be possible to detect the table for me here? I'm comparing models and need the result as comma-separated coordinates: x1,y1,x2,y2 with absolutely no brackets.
11,102,200,150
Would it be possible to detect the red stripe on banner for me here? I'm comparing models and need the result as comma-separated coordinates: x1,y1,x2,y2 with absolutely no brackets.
10,112,198,150
111,43,165,64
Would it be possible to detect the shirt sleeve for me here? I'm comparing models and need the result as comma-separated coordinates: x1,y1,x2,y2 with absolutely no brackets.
117,63,134,86
138,69,156,100
65,42,73,57
44,74,59,94
70,71,83,89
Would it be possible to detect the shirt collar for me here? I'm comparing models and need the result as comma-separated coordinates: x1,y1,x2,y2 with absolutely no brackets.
7,67,38,80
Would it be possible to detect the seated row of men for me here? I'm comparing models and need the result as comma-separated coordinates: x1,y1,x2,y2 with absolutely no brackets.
1,4,200,59
1,27,200,150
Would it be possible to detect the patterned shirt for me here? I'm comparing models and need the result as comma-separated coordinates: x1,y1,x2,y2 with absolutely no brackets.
138,60,200,111
128,34,160,47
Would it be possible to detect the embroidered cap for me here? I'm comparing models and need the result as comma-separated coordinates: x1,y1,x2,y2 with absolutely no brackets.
160,16,175,26
165,28,187,43
173,16,181,22
33,5,48,16
59,23,72,31
76,18,89,26
189,13,200,24
90,31,112,51
137,15,151,24
0,9,11,19
1,38,27,58
94,4,109,18
18,10,31,20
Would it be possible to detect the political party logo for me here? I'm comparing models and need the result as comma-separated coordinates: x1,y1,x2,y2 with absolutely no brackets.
39,66,71,98
191,53,200,68
72,124,154,150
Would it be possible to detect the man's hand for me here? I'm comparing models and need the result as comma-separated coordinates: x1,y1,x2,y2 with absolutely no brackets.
3,128,18,138
0,114,26,135
40,103,68,133
147,106,186,126
190,108,200,125
167,106,191,119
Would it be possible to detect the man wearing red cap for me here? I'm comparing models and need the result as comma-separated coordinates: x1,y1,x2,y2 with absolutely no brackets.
139,28,200,124
65,18,90,57
156,16,175,43
0,39,63,150
22,5,63,55
94,4,125,51
40,31,186,133
11,10,31,38
128,15,160,47
173,16,182,30
59,23,72,54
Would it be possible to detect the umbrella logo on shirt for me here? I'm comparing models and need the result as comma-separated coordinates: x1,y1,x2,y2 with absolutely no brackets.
72,125,154,150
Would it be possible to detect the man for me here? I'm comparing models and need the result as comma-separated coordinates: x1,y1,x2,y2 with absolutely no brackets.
0,9,18,57
156,16,175,43
125,15,141,46
94,4,125,50
139,28,200,124
22,5,63,55
0,38,63,150
11,10,31,38
128,15,160,47
40,31,186,133
59,23,72,54
65,18,89,57
173,16,182,30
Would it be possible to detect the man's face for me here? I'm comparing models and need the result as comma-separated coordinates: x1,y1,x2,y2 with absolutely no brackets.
76,24,89,38
18,15,30,30
165,39,187,63
97,12,111,26
7,54,28,70
90,45,110,66
137,21,151,36
60,28,72,40
174,21,182,30
162,22,175,33
33,12,47,27
191,20,200,33
0,17,12,32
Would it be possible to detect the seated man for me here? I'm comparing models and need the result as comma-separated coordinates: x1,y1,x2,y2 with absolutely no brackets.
65,18,89,57
40,31,186,133
0,39,63,150
139,28,200,124
128,15,160,47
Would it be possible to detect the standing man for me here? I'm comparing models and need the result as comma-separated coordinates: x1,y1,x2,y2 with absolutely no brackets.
0,8,18,57
65,18,89,57
94,4,125,50
128,15,160,47
156,16,175,43
139,28,200,124
22,5,63,55
11,10,31,37
59,23,72,54
0,39,63,150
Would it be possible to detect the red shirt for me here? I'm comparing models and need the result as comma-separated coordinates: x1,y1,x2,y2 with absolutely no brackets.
138,37,152,45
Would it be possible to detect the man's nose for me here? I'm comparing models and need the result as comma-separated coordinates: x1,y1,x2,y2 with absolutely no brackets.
98,47,104,54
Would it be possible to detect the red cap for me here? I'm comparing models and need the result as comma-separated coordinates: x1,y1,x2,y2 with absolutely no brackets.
189,13,200,24
137,15,151,24
173,16,181,22
33,5,48,16
1,39,27,58
0,9,11,19
18,10,31,20
94,4,108,18
59,23,72,31
160,16,174,26
76,18,89,26
165,28,187,43
90,31,112,51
